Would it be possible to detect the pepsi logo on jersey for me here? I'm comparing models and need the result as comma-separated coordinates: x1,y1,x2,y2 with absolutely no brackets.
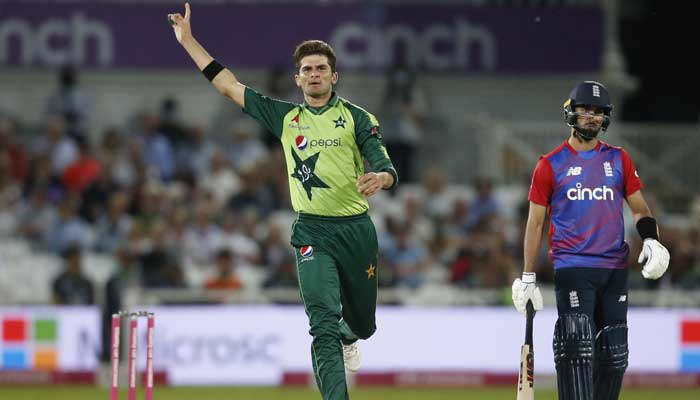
298,245,315,263
300,246,313,257
295,135,342,151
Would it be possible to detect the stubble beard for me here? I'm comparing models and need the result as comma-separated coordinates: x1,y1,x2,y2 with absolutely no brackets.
306,83,331,99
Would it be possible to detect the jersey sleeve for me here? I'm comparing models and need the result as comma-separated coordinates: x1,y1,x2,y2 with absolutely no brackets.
349,105,398,189
242,87,297,138
528,157,554,206
621,148,643,196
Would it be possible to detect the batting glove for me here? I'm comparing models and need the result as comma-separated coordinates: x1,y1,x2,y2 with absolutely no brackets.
512,272,543,315
638,239,670,280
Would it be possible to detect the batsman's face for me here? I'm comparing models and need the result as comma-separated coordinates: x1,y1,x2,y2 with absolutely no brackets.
295,55,338,99
575,105,604,131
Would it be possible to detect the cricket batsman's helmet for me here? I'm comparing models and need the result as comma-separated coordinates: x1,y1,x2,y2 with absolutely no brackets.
563,81,613,140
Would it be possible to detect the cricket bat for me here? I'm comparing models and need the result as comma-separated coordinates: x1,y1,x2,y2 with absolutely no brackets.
516,300,536,400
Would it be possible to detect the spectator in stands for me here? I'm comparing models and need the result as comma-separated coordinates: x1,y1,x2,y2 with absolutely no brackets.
138,219,185,288
465,177,502,231
176,124,216,179
158,96,189,148
466,218,517,288
261,221,292,271
46,65,91,137
33,115,79,177
15,184,56,245
199,149,241,208
129,178,168,229
399,193,434,244
204,248,243,290
182,198,222,266
380,58,429,183
217,210,262,266
381,218,430,288
93,190,132,254
44,195,93,254
62,135,101,195
262,253,299,292
79,156,120,224
227,166,276,218
0,146,21,235
0,117,28,182
228,119,269,173
134,113,175,181
99,127,138,188
419,165,453,219
52,244,94,304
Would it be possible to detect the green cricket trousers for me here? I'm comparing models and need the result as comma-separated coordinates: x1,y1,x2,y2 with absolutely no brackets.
291,212,379,400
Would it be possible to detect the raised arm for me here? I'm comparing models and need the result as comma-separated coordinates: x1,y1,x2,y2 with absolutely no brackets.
168,2,246,107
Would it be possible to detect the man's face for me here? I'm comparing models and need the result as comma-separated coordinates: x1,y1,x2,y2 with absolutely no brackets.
574,105,604,132
295,54,338,99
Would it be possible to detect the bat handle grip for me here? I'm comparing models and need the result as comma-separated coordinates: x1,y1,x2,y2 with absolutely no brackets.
525,300,535,345
526,300,535,318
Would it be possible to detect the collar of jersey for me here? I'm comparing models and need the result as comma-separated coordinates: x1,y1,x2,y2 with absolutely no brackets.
564,139,602,159
302,91,339,115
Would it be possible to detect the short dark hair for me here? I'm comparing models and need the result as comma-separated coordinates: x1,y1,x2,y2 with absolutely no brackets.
294,40,337,73
61,244,81,259
216,248,233,261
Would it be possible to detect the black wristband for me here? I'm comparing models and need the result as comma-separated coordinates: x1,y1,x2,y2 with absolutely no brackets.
202,60,224,82
381,167,398,190
636,216,659,240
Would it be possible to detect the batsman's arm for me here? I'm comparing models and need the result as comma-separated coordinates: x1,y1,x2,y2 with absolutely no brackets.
626,190,656,228
169,3,246,107
522,202,547,273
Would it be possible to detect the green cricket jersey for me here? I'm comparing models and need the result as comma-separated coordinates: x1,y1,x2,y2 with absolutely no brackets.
243,87,397,217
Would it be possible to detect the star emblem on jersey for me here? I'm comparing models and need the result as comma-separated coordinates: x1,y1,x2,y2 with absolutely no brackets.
290,150,330,200
365,264,375,279
333,116,346,128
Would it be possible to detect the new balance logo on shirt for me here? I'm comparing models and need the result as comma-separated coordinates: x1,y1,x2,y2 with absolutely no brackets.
566,166,582,176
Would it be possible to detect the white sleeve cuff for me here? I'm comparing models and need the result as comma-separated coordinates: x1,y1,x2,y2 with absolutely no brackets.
522,272,536,284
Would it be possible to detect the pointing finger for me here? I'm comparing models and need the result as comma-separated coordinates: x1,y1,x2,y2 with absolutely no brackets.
169,13,184,24
185,2,191,20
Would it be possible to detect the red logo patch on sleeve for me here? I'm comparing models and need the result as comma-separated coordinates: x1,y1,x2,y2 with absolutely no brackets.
371,126,378,135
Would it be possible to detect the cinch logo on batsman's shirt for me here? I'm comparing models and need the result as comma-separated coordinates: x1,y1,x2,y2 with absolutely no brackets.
680,319,700,372
1,315,58,370
295,136,342,151
567,183,614,201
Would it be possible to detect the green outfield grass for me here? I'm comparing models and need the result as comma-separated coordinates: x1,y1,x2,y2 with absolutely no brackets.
0,386,698,400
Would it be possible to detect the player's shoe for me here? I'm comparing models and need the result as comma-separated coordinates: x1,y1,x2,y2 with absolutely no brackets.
342,342,361,372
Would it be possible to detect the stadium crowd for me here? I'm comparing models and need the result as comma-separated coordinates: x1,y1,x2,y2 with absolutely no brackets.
0,67,699,311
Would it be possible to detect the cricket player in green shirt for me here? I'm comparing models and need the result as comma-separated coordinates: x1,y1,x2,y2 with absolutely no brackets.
169,4,397,399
